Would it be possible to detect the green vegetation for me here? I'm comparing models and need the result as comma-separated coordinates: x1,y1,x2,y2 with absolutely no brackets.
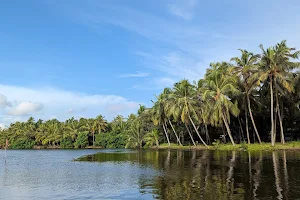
1,40,300,149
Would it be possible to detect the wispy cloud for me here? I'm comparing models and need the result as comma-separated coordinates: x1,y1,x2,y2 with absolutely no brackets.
167,0,197,20
49,0,300,91
0,84,141,125
119,71,150,78
135,51,206,81
8,102,43,116
0,94,12,107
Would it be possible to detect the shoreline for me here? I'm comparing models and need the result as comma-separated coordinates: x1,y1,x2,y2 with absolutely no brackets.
151,142,300,151
2,142,300,151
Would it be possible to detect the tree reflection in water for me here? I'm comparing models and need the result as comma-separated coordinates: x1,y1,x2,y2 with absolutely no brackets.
76,149,300,200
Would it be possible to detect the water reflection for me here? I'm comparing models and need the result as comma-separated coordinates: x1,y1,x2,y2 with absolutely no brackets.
76,150,300,200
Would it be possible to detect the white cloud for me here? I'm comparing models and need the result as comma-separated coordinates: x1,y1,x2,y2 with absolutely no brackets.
0,123,7,129
154,77,175,88
167,0,197,20
46,0,300,93
0,94,12,107
119,71,150,78
0,84,141,126
67,108,74,114
8,102,43,116
136,51,206,81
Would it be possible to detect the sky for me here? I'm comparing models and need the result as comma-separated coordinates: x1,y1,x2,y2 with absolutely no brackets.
1,0,300,127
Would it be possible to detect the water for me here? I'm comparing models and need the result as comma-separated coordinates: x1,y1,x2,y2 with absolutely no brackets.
1,149,300,200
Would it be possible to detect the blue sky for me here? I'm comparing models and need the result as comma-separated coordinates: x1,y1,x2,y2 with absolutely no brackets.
1,0,300,127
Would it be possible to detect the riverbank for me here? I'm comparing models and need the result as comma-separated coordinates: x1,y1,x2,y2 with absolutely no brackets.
152,141,300,151
3,142,300,151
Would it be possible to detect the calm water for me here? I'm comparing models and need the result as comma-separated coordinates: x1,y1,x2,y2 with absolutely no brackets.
1,149,300,200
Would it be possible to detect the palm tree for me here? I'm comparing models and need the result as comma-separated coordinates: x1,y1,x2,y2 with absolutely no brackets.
259,40,300,146
64,118,84,142
167,80,207,147
125,120,144,148
197,79,213,145
231,49,262,144
93,115,107,147
144,129,159,147
159,88,182,146
152,90,171,147
203,62,240,145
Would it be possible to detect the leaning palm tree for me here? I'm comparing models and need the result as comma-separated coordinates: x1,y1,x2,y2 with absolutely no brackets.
231,49,262,144
167,80,208,147
151,92,171,147
259,40,300,146
203,62,240,145
196,79,214,145
159,88,182,146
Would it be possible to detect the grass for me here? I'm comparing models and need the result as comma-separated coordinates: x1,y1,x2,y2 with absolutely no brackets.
153,143,197,149
154,141,300,151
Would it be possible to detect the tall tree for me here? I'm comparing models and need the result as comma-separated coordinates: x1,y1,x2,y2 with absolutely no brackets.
231,49,262,144
168,80,207,147
203,62,240,145
259,40,300,145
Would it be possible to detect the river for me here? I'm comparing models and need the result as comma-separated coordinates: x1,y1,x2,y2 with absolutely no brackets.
0,149,300,199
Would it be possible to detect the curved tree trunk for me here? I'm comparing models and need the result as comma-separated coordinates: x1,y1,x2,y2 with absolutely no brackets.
185,122,196,146
276,93,285,144
270,79,275,146
247,94,262,144
222,113,236,146
188,115,208,147
162,122,170,147
245,107,250,144
168,119,182,146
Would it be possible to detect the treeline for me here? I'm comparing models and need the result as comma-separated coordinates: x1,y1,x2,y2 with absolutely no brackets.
1,40,300,149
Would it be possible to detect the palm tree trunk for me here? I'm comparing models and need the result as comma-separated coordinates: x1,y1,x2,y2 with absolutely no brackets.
245,107,251,144
222,113,236,146
205,124,210,145
276,93,285,144
155,138,159,147
168,119,182,146
92,131,95,148
247,94,262,144
188,115,208,147
162,122,170,147
270,78,275,146
185,122,196,146
238,116,245,142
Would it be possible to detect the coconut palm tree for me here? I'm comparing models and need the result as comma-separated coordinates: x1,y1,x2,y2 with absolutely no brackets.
152,92,171,147
203,62,240,145
231,49,262,144
93,115,107,147
167,80,207,147
125,120,144,148
259,40,300,145
144,129,159,147
159,88,182,146
64,118,84,142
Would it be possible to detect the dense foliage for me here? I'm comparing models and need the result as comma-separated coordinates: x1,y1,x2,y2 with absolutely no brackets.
1,40,300,149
